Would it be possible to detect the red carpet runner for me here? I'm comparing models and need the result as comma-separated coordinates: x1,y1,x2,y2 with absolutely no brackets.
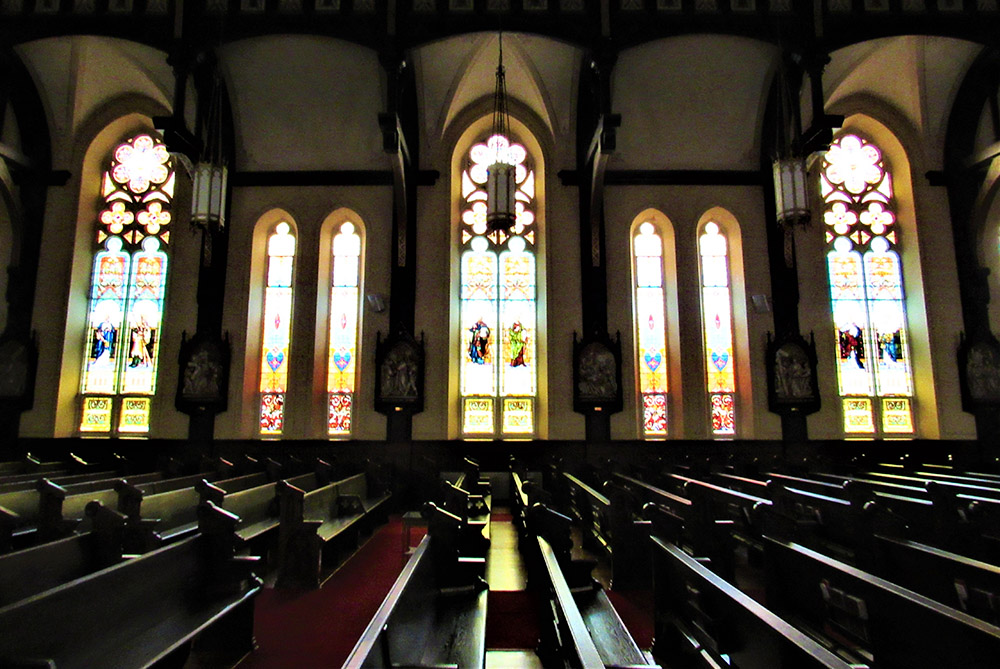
239,516,418,668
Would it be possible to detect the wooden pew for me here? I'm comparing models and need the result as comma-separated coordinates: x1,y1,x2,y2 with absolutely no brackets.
649,536,857,668
0,531,262,669
193,472,308,560
762,536,1000,668
0,455,65,485
0,471,159,522
33,474,160,542
868,534,1000,625
0,469,118,494
441,479,491,553
509,458,530,532
197,471,270,498
116,479,204,552
563,471,613,557
276,472,391,588
343,532,488,668
0,501,126,607
614,473,743,578
525,503,657,668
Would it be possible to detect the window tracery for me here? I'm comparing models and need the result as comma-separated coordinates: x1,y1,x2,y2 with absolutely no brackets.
80,134,173,434
822,133,914,435
459,134,537,437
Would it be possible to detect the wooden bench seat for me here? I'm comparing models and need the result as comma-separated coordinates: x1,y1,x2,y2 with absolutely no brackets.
524,502,656,668
198,472,318,551
0,533,261,669
343,534,488,668
117,481,203,552
277,472,391,588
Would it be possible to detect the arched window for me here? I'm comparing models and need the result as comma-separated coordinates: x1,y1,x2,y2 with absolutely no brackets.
80,133,173,434
822,133,914,435
259,222,296,436
459,134,537,437
632,221,670,437
698,221,737,436
326,220,362,436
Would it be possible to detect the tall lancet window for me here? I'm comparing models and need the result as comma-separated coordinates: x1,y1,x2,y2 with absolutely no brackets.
822,134,914,435
259,222,296,436
459,134,537,437
327,221,362,436
632,222,669,437
80,133,173,435
699,221,736,436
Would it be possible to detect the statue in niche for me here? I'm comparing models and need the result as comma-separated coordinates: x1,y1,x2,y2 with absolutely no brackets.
182,347,222,401
577,342,617,401
774,342,814,401
381,342,419,400
967,341,1000,403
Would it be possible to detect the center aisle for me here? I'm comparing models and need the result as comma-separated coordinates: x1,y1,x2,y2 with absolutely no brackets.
484,511,544,668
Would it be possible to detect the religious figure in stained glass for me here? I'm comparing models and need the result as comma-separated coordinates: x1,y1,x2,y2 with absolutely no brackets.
469,320,491,364
79,133,173,435
509,322,526,367
458,134,537,436
822,133,914,434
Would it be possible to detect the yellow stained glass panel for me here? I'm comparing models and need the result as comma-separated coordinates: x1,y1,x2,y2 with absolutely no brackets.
117,397,150,433
80,396,113,433
843,397,875,433
463,397,494,434
881,397,913,434
502,398,533,434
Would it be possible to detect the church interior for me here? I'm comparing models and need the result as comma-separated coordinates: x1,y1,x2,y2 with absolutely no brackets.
3,0,1000,666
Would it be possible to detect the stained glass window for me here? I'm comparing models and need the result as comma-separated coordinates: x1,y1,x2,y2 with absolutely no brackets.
459,134,537,436
327,221,361,436
80,134,173,435
259,222,295,436
699,222,736,436
822,134,914,435
632,222,669,437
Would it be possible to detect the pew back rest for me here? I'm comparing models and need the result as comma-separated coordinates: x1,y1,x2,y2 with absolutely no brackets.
763,536,1000,668
650,536,854,669
61,488,119,521
337,473,369,504
0,533,98,606
0,535,260,669
137,472,214,496
224,482,279,524
302,483,338,521
138,487,202,530
217,471,270,494
873,534,1000,624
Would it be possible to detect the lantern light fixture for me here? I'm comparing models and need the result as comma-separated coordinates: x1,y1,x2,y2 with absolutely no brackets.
486,31,517,234
191,72,228,232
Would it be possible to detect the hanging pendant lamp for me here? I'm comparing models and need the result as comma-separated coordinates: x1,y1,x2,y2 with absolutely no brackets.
486,32,517,233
